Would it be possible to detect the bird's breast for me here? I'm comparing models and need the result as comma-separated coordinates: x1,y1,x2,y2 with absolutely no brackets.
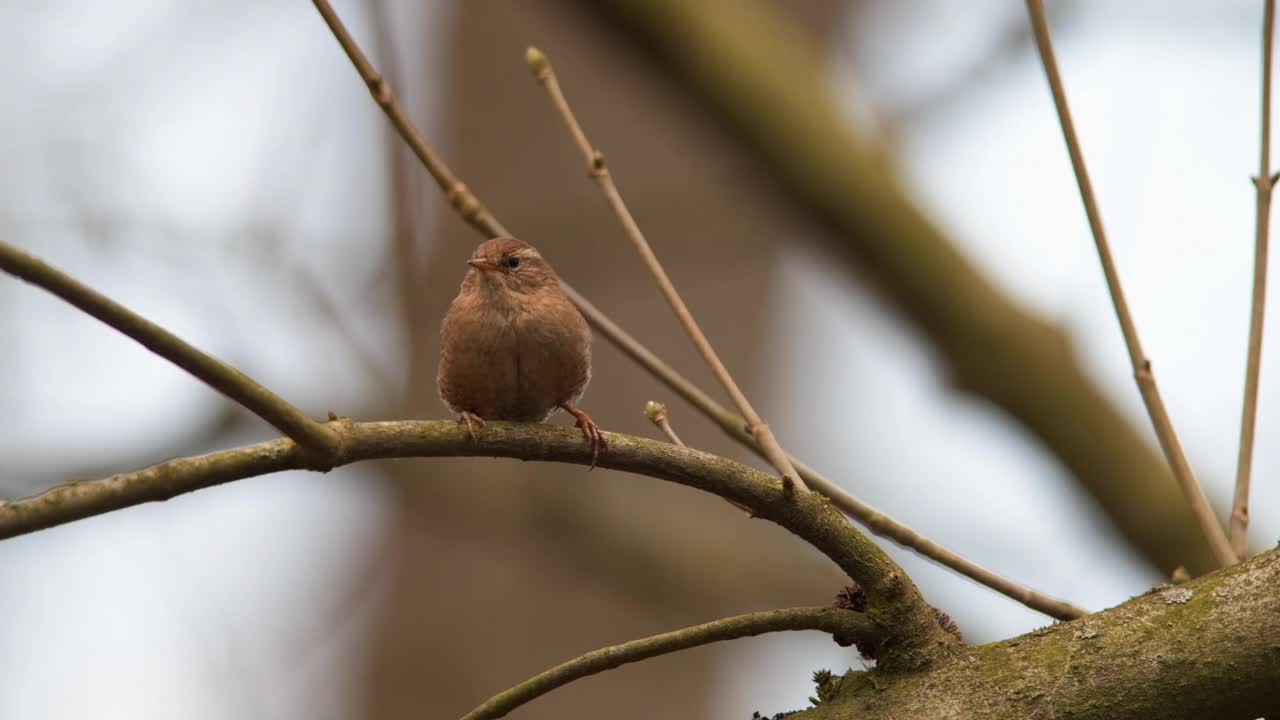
438,294,590,422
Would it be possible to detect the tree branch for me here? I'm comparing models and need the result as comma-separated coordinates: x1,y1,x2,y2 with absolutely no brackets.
460,606,874,720
525,46,808,494
794,547,1280,720
0,240,340,460
1232,0,1277,560
0,420,952,667
307,0,1085,622
1024,0,1236,567
646,400,755,514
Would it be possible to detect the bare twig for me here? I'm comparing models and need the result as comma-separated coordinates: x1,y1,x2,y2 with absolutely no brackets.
644,400,684,446
525,46,809,495
801,462,1087,620
310,0,509,239
458,606,875,720
1024,0,1236,567
309,0,1085,620
0,240,341,460
1232,0,1277,561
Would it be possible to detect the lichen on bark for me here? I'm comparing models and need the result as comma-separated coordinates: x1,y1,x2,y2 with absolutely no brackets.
788,548,1280,720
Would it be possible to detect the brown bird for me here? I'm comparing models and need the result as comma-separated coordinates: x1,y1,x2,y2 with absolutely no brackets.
437,237,604,466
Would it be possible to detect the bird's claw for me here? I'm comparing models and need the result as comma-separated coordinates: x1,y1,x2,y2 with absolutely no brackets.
459,411,486,442
561,404,606,470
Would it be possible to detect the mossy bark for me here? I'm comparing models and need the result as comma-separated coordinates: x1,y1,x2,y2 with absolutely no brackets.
793,548,1280,720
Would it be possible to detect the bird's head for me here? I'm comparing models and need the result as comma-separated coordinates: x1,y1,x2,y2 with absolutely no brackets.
464,237,560,296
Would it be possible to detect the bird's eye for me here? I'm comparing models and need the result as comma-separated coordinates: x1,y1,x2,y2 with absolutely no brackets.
501,256,521,270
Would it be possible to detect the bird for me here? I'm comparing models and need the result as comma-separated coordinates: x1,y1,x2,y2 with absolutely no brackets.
437,237,605,467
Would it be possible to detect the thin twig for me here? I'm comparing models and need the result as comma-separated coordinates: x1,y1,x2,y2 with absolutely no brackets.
458,606,875,720
310,0,509,239
799,459,1088,620
1232,0,1277,561
525,46,810,495
309,0,1085,620
0,240,340,460
644,400,684,446
1024,0,1237,567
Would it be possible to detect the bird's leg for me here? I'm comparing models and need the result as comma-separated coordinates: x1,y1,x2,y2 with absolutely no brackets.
560,403,605,470
458,411,486,442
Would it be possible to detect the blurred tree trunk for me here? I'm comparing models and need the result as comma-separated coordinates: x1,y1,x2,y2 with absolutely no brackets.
358,2,850,718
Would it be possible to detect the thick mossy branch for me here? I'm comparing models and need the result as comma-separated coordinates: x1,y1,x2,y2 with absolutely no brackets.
792,548,1280,720
0,420,952,667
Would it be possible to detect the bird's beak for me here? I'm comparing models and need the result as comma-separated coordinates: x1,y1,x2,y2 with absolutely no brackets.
467,259,499,273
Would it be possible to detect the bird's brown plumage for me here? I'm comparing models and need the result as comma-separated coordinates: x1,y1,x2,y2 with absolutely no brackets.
437,237,603,462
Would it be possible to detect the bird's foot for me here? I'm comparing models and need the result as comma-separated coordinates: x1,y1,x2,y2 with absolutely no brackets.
560,403,605,470
458,411,486,441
